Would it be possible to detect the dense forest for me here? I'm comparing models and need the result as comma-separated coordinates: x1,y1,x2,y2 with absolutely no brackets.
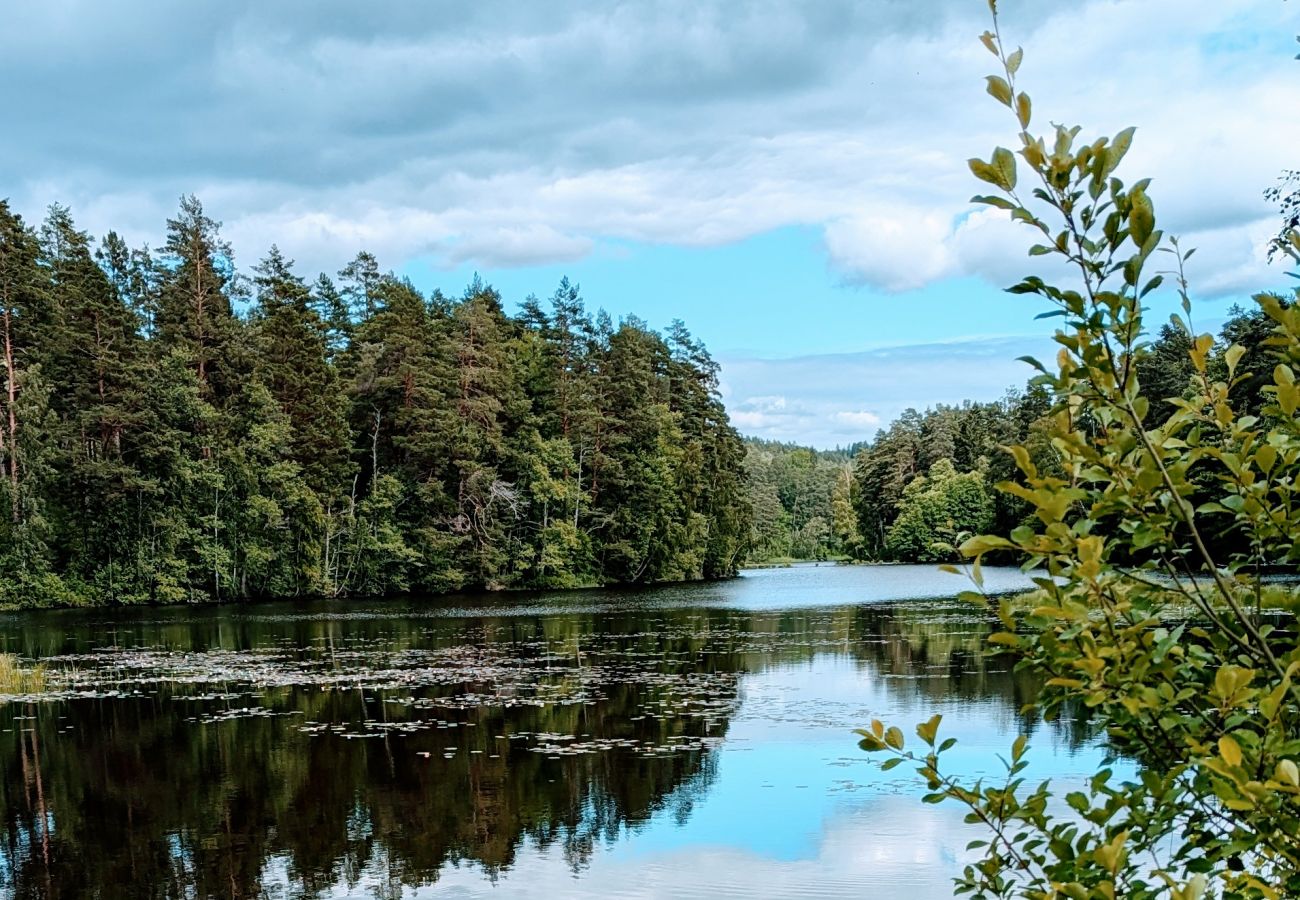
742,301,1290,566
742,439,860,562
2,195,1284,608
0,197,750,608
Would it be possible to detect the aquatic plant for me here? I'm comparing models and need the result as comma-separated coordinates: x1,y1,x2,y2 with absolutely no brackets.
0,653,46,694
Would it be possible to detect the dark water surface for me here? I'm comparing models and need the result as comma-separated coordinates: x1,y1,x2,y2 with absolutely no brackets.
0,564,1105,898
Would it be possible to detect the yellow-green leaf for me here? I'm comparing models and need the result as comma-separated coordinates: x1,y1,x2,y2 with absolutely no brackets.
1129,191,1154,247
1016,92,1031,129
991,147,1017,190
1219,734,1243,768
986,75,1013,107
1225,343,1246,378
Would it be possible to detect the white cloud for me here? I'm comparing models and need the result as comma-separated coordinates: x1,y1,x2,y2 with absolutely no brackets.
416,800,976,898
825,207,955,292
720,334,1055,447
833,410,882,428
1,0,1293,296
738,395,788,412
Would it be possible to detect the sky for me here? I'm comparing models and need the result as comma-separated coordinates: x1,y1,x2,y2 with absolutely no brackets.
3,0,1298,446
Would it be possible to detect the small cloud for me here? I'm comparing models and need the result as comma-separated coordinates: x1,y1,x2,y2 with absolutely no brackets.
738,395,787,412
440,225,595,269
720,334,1056,448
823,207,955,293
832,410,880,428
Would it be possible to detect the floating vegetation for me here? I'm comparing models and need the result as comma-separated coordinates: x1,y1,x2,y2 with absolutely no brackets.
0,594,1002,799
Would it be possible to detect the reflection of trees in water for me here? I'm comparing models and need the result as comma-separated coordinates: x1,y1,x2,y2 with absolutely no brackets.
0,598,1090,897
0,636,730,897
839,603,1098,750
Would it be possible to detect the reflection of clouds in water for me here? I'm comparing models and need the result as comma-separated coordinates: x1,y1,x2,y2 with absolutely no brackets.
415,798,974,898
407,771,1117,899
406,654,1113,897
0,566,1116,897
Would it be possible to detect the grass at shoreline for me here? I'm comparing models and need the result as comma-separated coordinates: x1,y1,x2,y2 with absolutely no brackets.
0,654,47,694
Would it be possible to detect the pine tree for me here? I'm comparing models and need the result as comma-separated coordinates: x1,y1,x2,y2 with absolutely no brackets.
36,206,150,596
252,247,351,498
0,200,41,526
447,281,524,588
158,195,242,405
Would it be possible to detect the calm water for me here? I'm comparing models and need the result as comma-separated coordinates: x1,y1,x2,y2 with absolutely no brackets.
0,564,1106,899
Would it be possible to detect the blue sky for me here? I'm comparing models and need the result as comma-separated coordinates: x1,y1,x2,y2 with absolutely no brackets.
412,227,1046,357
3,0,1297,446
409,225,1268,445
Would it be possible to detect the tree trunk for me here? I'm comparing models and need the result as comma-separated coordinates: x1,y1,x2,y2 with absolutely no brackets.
2,306,20,523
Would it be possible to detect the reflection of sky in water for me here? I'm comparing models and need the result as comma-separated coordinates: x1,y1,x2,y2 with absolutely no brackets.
0,565,1119,899
357,653,1113,897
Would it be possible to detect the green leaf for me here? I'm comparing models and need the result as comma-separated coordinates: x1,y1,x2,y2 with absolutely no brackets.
917,714,943,746
971,194,1016,210
1129,190,1154,247
960,534,1014,556
1139,275,1163,298
969,158,1004,189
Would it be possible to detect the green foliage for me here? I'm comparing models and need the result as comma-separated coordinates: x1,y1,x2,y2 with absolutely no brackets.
861,9,1300,898
0,200,750,607
741,439,858,561
850,396,1054,561
884,459,994,563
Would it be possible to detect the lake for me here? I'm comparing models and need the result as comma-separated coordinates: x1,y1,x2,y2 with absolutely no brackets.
0,564,1107,899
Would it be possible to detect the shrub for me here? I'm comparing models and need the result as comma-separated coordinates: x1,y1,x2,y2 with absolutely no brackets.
859,6,1300,897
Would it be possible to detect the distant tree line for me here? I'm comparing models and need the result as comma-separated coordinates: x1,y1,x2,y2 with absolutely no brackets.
741,438,859,562
742,302,1290,565
0,197,750,607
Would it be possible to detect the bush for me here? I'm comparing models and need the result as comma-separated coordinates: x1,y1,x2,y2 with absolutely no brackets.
859,6,1300,897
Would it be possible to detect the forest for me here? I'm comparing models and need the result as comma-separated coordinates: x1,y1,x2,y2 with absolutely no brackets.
741,438,860,562
0,197,750,608
1,194,1284,609
743,301,1290,567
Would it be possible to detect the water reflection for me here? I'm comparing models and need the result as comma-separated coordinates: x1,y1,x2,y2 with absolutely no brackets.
0,565,1093,898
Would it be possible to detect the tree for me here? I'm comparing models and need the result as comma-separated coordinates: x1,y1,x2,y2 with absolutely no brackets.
0,201,42,526
157,195,241,404
0,199,752,607
36,205,150,596
251,247,354,594
343,276,454,593
743,438,846,562
853,409,923,557
861,11,1300,896
883,459,993,563
446,281,524,588
338,251,382,324
252,247,351,498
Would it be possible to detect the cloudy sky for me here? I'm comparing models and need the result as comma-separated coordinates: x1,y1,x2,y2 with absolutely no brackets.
3,0,1297,446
